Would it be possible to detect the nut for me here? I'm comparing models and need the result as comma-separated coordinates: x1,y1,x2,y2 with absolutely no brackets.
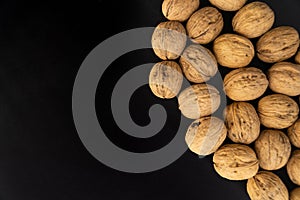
208,0,246,11
290,188,300,200
288,119,300,148
295,50,300,64
287,150,300,186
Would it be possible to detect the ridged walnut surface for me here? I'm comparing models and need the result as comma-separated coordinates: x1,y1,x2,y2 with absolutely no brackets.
288,119,300,148
290,188,300,200
287,150,300,186
209,0,246,11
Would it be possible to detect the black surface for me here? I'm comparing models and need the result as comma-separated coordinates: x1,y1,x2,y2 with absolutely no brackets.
1,0,300,199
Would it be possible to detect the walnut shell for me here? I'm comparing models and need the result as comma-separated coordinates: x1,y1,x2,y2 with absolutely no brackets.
152,21,187,60
254,130,291,171
247,171,289,200
213,144,259,180
224,67,269,101
257,26,300,63
185,116,227,156
179,44,218,83
258,94,299,129
224,102,260,144
295,51,300,64
209,0,246,11
287,150,300,186
232,1,275,38
268,62,300,96
178,84,220,119
213,34,254,68
186,7,224,44
290,188,300,200
162,0,200,22
288,119,300,148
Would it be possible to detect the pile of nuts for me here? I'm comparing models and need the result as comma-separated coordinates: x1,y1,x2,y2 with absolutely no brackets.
149,0,300,199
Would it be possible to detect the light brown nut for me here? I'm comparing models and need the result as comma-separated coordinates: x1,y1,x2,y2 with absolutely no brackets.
247,171,289,200
257,26,300,63
287,150,300,186
290,188,300,200
208,0,246,11
224,67,268,101
213,144,259,181
185,116,227,156
186,7,224,44
258,94,299,129
254,130,291,171
213,34,254,68
295,51,300,64
232,1,275,39
178,84,220,119
179,44,218,83
224,102,260,144
268,62,300,96
288,119,300,148
151,21,187,60
162,0,200,22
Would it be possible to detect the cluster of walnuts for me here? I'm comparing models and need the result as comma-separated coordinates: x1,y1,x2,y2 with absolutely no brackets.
149,0,300,199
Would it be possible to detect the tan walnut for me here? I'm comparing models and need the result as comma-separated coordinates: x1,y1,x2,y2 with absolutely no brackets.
209,0,246,11
295,51,300,64
290,188,300,200
288,119,300,148
287,150,300,186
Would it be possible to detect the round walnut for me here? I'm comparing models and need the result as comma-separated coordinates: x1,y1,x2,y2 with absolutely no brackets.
254,130,291,171
258,94,299,129
268,62,300,96
208,0,246,11
179,44,218,83
185,116,227,156
224,102,260,144
162,0,200,22
257,26,300,63
287,150,300,186
186,7,224,44
247,171,289,200
224,67,269,101
213,34,254,68
295,51,300,64
288,119,300,148
213,144,259,180
178,84,220,119
151,21,187,60
232,1,275,38
290,188,300,200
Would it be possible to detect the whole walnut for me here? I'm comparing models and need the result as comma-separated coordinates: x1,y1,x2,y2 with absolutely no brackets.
162,0,200,22
290,188,300,200
185,116,227,156
224,102,260,144
224,67,269,101
232,1,275,38
247,171,289,200
254,130,291,171
179,44,218,83
257,26,300,63
295,51,300,64
178,84,220,119
287,150,300,186
268,62,300,96
213,34,254,68
152,21,187,60
288,119,300,148
258,94,299,129
213,144,259,180
209,0,247,11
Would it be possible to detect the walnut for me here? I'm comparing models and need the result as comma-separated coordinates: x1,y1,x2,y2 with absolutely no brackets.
288,119,300,148
290,188,300,200
295,50,300,64
287,150,300,186
208,0,247,11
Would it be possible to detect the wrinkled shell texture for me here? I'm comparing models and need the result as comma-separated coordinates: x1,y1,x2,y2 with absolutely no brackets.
213,34,254,68
224,67,269,101
295,51,300,64
213,144,259,180
233,1,275,38
185,116,227,156
224,102,260,144
254,130,291,171
268,62,300,96
180,44,218,83
257,26,300,63
178,84,220,119
290,188,300,200
209,0,246,11
186,7,224,44
247,171,289,200
258,94,299,129
152,21,187,60
287,150,300,186
288,119,300,148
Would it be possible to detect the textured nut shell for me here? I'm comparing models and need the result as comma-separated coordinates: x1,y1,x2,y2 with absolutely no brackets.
247,171,289,200
295,51,300,64
257,26,300,63
258,94,299,129
254,130,291,171
213,34,254,68
224,102,260,144
288,119,300,148
178,84,220,119
185,117,227,156
186,7,224,44
233,1,275,38
209,0,246,11
162,0,200,22
213,144,259,180
180,44,218,83
287,150,300,186
224,67,269,101
290,188,300,200
152,21,187,60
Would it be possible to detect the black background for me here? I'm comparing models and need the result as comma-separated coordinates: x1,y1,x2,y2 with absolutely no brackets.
1,0,300,199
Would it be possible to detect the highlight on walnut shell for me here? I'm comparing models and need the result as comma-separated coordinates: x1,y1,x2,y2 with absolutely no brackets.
290,188,300,200
288,119,300,148
209,0,247,11
287,150,300,186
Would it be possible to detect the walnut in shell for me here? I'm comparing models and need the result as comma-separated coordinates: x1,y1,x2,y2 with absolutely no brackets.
290,188,300,200
295,51,300,64
209,0,246,11
287,150,300,186
288,119,300,148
